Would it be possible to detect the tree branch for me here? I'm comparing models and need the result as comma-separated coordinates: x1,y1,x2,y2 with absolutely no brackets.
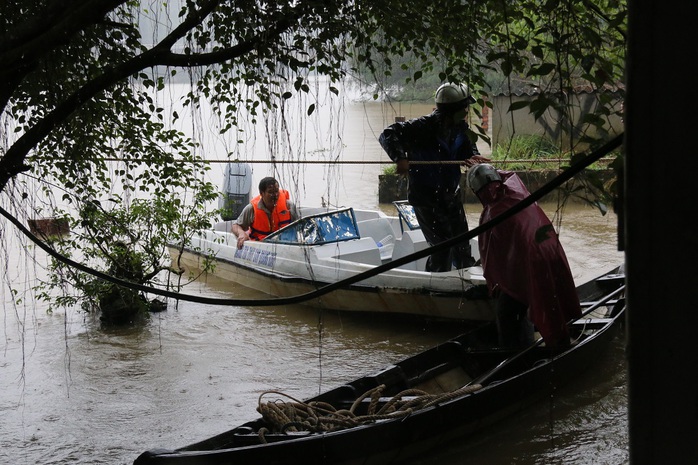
0,1,300,192
0,0,127,75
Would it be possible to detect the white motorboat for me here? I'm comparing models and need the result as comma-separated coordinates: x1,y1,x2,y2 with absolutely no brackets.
169,202,495,321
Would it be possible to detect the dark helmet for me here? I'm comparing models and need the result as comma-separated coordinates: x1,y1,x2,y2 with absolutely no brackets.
467,164,502,193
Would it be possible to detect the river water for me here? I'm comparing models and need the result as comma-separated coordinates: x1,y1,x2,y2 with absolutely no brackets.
1,96,627,464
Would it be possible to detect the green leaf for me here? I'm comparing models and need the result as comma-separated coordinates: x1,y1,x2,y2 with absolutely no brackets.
528,63,556,77
508,101,530,112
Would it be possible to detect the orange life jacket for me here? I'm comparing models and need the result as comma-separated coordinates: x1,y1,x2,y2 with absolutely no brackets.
249,190,292,240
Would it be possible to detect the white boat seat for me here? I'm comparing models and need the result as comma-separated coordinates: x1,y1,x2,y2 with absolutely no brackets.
357,218,396,243
392,230,429,271
314,237,383,266
357,218,398,262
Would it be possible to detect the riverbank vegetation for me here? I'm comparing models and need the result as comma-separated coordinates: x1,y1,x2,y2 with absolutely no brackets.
489,135,617,171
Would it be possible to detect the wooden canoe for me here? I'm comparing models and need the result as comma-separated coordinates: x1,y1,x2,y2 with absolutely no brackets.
134,266,625,465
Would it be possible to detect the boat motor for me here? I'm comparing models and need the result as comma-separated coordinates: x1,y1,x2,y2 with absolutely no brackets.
219,162,253,221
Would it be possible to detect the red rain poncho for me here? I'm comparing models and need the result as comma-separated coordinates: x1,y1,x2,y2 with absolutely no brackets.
476,171,582,346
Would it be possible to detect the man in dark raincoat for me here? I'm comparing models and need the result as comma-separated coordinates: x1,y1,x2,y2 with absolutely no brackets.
379,83,489,272
467,164,582,347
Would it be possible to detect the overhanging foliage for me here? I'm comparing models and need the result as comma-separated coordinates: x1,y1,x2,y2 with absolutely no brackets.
1,0,627,315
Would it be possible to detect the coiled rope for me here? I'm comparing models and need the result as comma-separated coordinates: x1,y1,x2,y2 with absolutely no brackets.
255,383,483,443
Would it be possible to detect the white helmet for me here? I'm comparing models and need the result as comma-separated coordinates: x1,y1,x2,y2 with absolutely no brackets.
467,164,501,194
435,83,476,111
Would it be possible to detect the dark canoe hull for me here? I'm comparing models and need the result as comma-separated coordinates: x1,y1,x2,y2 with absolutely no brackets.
135,266,625,465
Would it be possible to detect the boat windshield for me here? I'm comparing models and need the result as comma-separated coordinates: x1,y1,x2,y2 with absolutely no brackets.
393,200,421,234
265,208,360,245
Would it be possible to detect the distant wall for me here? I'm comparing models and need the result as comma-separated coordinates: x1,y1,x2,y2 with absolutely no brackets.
491,91,624,151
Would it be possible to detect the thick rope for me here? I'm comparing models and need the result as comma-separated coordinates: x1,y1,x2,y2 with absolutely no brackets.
256,383,483,441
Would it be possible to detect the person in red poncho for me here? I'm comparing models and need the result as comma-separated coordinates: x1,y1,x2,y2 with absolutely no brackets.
467,164,582,348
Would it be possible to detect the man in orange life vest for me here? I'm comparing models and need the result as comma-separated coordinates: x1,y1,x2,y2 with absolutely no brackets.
231,177,297,249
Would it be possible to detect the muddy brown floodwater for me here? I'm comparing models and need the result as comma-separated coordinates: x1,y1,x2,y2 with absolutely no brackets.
1,201,627,465
1,96,627,464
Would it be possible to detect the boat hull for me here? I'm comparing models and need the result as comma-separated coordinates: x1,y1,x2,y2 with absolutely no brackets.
169,245,495,321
